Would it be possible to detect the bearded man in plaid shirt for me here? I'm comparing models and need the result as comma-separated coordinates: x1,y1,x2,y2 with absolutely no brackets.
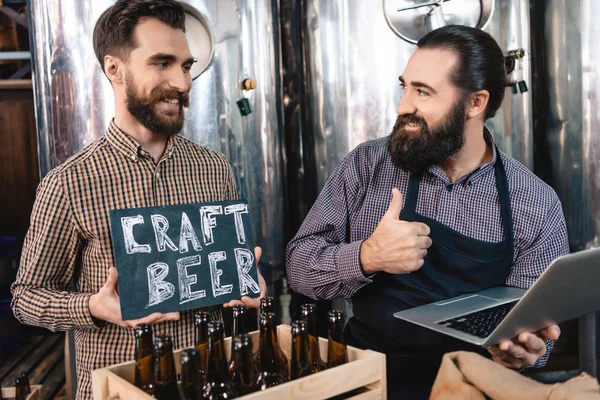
11,1,266,398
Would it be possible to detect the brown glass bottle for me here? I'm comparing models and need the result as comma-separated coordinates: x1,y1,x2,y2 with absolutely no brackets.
228,334,258,395
255,312,289,389
253,308,289,378
230,305,248,354
203,321,237,399
181,348,203,400
291,320,319,379
301,304,327,372
154,334,180,400
134,324,156,396
259,296,275,315
20,372,31,396
14,377,25,400
327,310,349,368
195,311,211,383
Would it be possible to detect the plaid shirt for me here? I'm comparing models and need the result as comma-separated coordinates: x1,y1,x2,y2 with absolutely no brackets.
11,120,234,399
286,131,569,367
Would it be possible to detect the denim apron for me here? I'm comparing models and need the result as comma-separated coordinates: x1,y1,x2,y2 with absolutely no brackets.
346,147,514,399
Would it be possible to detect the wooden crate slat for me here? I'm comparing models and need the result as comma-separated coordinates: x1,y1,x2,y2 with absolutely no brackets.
92,368,154,400
238,356,383,400
107,372,155,399
1,384,43,400
91,369,109,400
346,388,385,400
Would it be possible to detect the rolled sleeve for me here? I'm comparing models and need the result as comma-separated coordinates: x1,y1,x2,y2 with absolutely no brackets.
68,293,104,330
11,171,99,332
286,148,372,300
507,197,569,289
508,195,568,368
336,240,373,289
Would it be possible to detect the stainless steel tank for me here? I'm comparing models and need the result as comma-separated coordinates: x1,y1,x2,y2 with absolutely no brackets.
542,0,599,252
539,0,600,375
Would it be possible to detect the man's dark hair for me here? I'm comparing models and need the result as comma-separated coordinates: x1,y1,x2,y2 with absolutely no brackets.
417,25,516,120
93,0,186,72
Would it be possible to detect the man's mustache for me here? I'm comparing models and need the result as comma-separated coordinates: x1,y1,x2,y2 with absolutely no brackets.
147,88,190,108
394,114,427,128
391,115,429,142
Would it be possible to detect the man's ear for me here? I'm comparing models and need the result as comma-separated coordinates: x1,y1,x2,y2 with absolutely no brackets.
104,55,124,84
466,90,490,119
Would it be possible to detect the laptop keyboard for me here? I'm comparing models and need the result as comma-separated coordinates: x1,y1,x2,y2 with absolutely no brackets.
437,300,519,338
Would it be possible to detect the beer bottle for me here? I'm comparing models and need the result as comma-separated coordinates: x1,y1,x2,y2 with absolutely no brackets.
154,334,180,400
255,312,289,389
203,321,237,399
230,305,248,353
195,311,211,383
254,307,289,378
327,310,349,368
260,296,275,315
14,377,25,400
228,334,258,395
290,320,319,379
181,348,203,400
301,304,327,371
134,324,156,396
19,372,31,396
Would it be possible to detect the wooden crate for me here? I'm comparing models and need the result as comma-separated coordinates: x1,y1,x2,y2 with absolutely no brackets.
92,324,386,399
1,384,42,399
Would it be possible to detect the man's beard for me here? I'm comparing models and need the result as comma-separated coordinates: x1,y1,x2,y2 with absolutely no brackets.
125,75,190,137
387,98,467,173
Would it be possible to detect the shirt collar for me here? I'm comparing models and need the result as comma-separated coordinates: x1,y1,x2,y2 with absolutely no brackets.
466,127,497,185
427,126,497,186
105,119,177,162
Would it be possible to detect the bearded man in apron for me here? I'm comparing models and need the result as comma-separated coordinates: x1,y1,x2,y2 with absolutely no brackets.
286,25,568,399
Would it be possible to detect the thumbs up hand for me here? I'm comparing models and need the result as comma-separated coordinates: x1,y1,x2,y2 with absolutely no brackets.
360,188,432,275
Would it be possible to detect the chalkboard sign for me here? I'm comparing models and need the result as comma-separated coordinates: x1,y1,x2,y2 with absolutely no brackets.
109,200,259,320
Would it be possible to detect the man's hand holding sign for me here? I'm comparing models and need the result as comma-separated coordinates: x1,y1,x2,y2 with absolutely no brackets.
89,200,265,327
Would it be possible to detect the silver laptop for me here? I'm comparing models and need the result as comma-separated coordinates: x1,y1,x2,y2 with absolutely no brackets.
394,247,600,347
